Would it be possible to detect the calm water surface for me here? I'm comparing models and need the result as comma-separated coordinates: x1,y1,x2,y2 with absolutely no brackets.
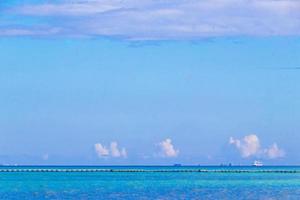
1,166,300,199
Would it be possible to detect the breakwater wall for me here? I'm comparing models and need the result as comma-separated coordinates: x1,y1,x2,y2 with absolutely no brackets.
0,169,299,173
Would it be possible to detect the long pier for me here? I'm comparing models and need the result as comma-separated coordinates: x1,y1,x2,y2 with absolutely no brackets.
0,168,299,173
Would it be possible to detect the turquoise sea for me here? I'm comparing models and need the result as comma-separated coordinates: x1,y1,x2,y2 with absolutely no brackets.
1,166,300,199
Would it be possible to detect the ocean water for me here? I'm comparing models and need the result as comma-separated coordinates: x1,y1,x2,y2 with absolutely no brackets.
1,166,300,199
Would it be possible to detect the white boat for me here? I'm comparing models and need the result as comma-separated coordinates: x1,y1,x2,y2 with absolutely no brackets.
252,160,263,167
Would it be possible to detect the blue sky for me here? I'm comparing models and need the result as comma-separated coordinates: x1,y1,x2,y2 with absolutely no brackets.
0,0,300,165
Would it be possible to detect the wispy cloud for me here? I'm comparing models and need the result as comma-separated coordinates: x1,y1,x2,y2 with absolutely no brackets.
0,27,62,36
94,141,127,158
229,134,285,159
274,67,300,70
2,0,300,39
158,138,179,157
15,1,121,16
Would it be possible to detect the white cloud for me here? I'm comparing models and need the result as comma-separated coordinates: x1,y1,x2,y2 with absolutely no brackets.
94,143,109,157
110,141,127,158
229,134,285,159
229,134,260,158
2,0,300,39
264,143,285,159
159,138,179,157
110,142,121,157
95,141,127,158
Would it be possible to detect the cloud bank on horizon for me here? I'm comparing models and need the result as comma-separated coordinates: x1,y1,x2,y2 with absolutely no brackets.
229,134,285,159
1,0,300,39
93,136,284,161
94,138,179,159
